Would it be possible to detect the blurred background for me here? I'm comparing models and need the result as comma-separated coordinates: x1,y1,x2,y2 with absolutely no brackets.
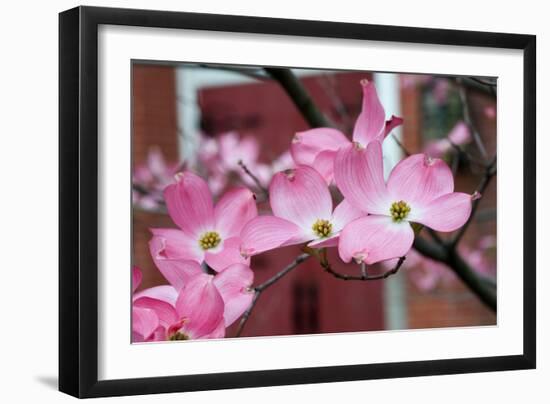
132,62,497,337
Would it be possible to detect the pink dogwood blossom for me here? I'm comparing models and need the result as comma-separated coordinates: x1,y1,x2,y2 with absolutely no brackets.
484,105,496,120
146,244,256,327
132,266,174,342
424,121,472,159
132,263,254,342
218,132,262,172
133,272,225,341
290,80,402,183
150,171,257,271
240,165,363,256
461,235,496,278
133,147,180,210
334,141,472,265
382,252,456,292
199,132,273,193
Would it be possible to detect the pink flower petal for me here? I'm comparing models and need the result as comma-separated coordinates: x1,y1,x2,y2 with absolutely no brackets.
214,187,258,239
331,199,365,232
240,216,308,257
176,273,225,339
149,327,167,342
219,132,260,169
148,239,204,290
160,259,204,291
291,128,349,164
164,171,214,237
269,165,333,230
409,192,472,232
213,263,255,327
239,136,261,165
149,228,203,263
308,200,365,249
132,266,142,293
205,237,251,272
147,147,168,179
308,234,340,248
387,154,454,206
132,306,159,341
338,215,414,264
132,332,144,343
310,149,339,184
334,141,390,215
424,139,450,159
133,285,179,306
383,115,404,137
199,319,226,339
447,121,471,146
134,296,178,329
352,80,386,146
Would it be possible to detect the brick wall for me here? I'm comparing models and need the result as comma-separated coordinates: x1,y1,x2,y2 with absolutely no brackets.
132,64,179,290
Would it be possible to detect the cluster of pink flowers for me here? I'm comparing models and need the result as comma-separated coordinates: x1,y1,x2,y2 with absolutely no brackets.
132,262,254,341
383,235,495,291
132,147,180,211
424,121,472,159
133,79,474,342
133,175,257,342
198,131,293,195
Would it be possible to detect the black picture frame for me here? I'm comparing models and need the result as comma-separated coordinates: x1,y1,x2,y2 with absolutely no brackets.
59,5,536,398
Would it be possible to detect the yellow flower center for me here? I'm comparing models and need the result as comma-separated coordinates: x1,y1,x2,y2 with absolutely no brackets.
168,331,190,341
390,200,411,222
199,231,221,250
312,219,333,238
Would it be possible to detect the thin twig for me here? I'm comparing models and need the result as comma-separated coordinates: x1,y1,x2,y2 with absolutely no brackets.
319,250,406,281
360,262,368,278
234,253,311,337
461,77,497,98
238,160,268,196
233,291,260,338
257,253,311,291
451,148,460,175
132,184,167,214
448,141,487,168
469,77,497,88
132,183,151,196
318,74,353,130
456,78,489,160
391,134,411,156
468,77,497,96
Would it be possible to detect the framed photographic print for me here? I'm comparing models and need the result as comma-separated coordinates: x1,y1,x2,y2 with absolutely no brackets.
59,5,536,398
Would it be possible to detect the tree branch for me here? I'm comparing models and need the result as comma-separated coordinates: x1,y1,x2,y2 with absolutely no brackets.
234,253,311,337
264,67,333,128
413,237,496,311
238,160,268,196
319,249,406,281
391,134,411,156
464,77,497,97
456,78,489,160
